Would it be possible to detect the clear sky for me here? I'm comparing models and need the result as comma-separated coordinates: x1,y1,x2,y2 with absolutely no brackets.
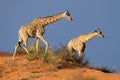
0,0,120,72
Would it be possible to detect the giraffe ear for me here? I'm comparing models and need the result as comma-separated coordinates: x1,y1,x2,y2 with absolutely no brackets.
95,28,99,32
94,30,98,32
66,10,69,13
98,28,100,31
64,10,69,14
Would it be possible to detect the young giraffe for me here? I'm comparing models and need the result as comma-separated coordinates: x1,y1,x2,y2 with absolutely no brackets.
67,28,104,62
13,10,72,60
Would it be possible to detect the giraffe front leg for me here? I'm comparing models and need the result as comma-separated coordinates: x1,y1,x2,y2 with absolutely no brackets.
37,34,49,56
78,51,84,63
41,36,49,55
67,46,72,61
68,48,75,63
36,38,40,53
78,45,85,63
23,47,29,55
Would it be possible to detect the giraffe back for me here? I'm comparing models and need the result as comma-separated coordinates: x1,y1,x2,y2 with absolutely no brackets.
68,37,85,51
19,23,45,38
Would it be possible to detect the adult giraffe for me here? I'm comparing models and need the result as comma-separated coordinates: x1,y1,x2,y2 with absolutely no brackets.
13,10,72,60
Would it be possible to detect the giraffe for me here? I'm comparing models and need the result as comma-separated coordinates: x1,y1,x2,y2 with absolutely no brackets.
13,10,72,60
67,28,104,62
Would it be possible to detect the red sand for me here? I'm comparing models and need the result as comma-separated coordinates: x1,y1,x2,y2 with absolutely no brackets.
0,52,120,80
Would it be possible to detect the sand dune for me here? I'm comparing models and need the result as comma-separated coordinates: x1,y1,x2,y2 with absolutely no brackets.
0,52,120,80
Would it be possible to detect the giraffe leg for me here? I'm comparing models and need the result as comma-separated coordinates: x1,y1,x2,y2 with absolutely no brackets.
78,50,84,63
37,36,49,55
68,43,72,59
23,47,29,55
79,44,85,62
36,30,49,55
41,36,48,55
36,38,40,52
13,36,23,60
13,42,19,60
69,49,74,60
68,48,76,63
23,37,29,55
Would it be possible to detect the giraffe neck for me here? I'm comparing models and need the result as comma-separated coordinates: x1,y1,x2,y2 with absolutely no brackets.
78,32,97,43
31,12,65,27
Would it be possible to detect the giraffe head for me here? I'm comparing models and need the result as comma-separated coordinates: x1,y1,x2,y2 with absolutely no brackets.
63,10,72,21
95,28,104,38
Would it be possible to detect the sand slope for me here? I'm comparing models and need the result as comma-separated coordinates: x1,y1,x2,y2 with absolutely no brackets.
0,52,120,80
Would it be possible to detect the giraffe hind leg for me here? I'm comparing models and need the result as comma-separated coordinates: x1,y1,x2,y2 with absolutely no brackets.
13,41,22,60
22,37,29,55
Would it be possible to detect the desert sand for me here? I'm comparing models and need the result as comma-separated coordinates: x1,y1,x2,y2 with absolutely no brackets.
0,52,120,80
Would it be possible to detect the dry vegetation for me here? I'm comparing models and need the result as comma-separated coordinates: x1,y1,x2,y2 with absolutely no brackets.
17,43,115,73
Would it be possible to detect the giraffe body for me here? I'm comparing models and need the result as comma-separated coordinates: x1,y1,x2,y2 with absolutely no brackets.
13,10,72,60
68,28,104,61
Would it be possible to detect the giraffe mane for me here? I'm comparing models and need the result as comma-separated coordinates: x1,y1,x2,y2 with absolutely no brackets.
78,33,87,37
38,12,64,19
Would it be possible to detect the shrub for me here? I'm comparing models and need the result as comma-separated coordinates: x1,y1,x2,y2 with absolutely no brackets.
22,43,62,68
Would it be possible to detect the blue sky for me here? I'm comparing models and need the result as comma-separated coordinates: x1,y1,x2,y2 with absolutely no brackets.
0,0,120,72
